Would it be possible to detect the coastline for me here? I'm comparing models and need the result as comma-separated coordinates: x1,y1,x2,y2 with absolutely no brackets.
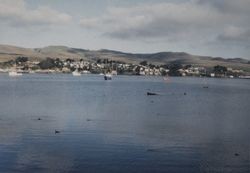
0,70,249,79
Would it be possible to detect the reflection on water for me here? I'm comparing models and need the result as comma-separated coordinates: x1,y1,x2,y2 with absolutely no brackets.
0,74,249,173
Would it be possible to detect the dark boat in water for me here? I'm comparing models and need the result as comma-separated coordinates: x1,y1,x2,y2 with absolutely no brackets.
147,92,158,96
104,74,112,80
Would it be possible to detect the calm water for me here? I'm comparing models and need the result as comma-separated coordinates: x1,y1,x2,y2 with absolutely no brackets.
0,74,249,173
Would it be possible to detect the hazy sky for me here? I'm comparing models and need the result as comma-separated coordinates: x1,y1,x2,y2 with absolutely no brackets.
0,0,250,59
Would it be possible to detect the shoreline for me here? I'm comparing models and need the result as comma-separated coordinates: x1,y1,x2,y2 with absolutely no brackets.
0,71,249,80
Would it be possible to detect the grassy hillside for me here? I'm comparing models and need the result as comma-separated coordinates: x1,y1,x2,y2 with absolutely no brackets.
0,44,249,71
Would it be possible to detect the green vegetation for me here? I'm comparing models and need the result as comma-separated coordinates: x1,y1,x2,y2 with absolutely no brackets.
214,65,227,74
16,57,28,64
168,63,183,76
38,58,56,69
140,60,148,66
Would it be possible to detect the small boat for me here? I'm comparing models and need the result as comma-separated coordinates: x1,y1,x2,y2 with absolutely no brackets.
104,73,112,80
147,92,158,96
72,70,81,76
9,71,22,77
82,70,90,74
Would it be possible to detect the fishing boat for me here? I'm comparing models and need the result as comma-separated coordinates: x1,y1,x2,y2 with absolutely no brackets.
9,71,22,77
104,73,112,80
82,70,90,74
147,92,158,96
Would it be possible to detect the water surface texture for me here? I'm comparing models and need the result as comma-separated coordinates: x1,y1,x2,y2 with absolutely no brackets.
0,74,249,173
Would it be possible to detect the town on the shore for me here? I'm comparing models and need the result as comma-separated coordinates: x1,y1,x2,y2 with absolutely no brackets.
0,56,250,78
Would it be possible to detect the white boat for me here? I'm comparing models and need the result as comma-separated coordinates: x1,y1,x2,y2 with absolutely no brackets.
104,73,112,80
72,71,81,76
82,70,90,74
9,71,22,77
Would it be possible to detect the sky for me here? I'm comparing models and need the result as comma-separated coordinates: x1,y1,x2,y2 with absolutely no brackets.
0,0,250,59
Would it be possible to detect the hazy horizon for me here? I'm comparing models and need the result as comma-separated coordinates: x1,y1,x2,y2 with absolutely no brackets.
0,0,250,59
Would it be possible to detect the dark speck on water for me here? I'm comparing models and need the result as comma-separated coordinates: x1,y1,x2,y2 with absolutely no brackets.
147,92,158,95
0,74,249,173
234,153,240,156
147,149,157,152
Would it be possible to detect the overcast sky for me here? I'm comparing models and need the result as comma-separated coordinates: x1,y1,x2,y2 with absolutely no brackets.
0,0,250,59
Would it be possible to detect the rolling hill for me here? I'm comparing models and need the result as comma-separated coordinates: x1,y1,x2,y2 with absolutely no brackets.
0,44,249,71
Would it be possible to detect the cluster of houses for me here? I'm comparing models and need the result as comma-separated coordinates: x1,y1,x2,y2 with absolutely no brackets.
0,57,248,78
178,66,246,78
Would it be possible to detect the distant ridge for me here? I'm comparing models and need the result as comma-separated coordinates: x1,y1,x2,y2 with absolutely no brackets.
0,44,249,71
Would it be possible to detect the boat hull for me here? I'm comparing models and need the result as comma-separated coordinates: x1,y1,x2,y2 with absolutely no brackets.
104,74,112,80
